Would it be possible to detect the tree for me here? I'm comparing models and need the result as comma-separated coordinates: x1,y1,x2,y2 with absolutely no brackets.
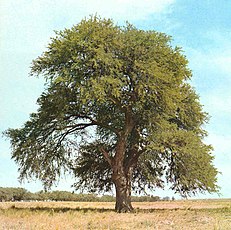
0,187,28,201
5,16,218,212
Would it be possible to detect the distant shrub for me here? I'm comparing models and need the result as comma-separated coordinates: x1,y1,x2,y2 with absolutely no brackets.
0,187,161,202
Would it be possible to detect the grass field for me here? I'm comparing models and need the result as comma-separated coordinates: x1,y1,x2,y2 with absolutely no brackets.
0,199,231,229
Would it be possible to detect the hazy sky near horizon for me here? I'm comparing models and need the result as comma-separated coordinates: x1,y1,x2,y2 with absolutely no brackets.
1,0,231,198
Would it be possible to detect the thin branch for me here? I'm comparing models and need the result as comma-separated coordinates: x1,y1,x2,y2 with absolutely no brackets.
54,122,96,149
64,113,120,135
100,147,112,167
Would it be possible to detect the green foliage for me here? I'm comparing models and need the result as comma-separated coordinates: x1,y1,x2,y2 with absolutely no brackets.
131,195,160,202
0,187,108,202
34,190,99,202
0,187,162,202
0,187,28,201
71,142,113,193
5,16,218,197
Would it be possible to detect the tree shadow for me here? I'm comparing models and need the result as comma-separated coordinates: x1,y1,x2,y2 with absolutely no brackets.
9,205,114,213
8,204,230,213
7,205,185,213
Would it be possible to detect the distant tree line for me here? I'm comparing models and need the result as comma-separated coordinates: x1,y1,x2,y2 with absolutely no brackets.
0,187,168,202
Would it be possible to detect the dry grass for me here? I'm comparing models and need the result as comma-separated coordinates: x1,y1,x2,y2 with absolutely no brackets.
0,199,231,229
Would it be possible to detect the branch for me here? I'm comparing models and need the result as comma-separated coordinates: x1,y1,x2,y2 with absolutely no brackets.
108,94,126,112
100,147,112,167
64,113,120,135
54,122,96,149
126,147,146,169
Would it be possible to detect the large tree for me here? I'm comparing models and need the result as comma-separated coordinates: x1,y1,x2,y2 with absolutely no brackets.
6,16,218,212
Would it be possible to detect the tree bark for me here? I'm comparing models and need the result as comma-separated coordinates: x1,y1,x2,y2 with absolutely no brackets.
112,167,134,213
110,109,136,212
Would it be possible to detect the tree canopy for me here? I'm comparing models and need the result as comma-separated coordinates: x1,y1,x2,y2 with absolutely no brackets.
6,16,218,212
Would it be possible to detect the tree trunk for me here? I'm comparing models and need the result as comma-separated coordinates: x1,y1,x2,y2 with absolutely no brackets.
110,114,135,212
112,167,134,213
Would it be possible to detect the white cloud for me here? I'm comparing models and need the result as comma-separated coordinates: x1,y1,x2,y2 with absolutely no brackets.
205,133,231,198
205,94,231,116
1,0,176,58
206,134,231,157
214,56,231,75
59,0,175,21
188,48,231,77
78,0,175,21
187,33,231,198
1,0,175,26
187,30,231,77
186,43,231,117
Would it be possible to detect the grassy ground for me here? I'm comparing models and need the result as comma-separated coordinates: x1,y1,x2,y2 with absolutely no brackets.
0,199,231,229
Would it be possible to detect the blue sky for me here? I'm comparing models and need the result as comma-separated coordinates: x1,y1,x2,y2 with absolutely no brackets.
1,0,231,198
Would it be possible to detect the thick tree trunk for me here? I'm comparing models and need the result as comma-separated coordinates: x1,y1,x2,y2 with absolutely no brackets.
109,111,136,212
112,168,134,213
